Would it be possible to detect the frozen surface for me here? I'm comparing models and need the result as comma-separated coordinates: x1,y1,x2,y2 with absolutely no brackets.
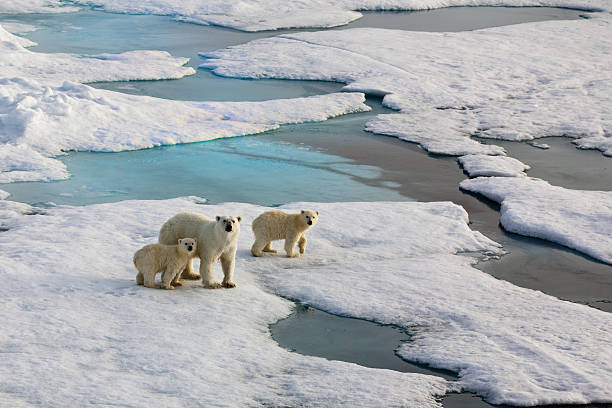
0,197,458,407
0,76,369,182
0,189,9,200
461,176,612,264
248,201,612,406
458,154,530,177
2,198,611,405
61,0,610,31
203,15,612,156
0,24,194,84
0,0,78,14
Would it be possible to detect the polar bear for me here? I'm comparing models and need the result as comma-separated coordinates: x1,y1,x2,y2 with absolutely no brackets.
251,210,319,258
158,213,241,289
134,238,197,290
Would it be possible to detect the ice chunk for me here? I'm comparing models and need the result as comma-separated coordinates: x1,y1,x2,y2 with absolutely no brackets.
203,16,612,156
460,176,612,264
0,24,195,84
0,77,370,182
458,154,530,177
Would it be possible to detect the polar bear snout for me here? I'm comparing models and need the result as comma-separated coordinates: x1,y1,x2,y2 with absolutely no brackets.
216,215,242,233
178,238,197,254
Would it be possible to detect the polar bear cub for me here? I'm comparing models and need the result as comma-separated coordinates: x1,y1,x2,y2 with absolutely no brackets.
134,238,197,290
251,210,319,258
159,213,241,289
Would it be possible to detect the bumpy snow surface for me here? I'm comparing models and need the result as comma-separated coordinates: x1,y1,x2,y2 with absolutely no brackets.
0,0,77,14
0,25,194,84
2,198,610,406
203,14,612,156
63,0,611,31
0,198,463,407
459,154,530,177
461,176,612,264
0,77,369,183
0,24,370,183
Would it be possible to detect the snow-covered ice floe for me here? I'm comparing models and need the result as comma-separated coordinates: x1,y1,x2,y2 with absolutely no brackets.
1,197,611,406
0,23,370,183
59,0,612,31
461,176,612,264
0,24,195,84
0,197,461,407
0,76,369,183
459,154,530,177
0,0,78,14
202,14,612,156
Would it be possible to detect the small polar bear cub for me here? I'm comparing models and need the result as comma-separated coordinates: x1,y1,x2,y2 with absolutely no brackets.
134,238,197,290
251,209,319,258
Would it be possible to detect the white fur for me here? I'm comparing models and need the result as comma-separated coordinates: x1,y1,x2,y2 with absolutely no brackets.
134,238,197,290
159,213,241,288
251,209,318,258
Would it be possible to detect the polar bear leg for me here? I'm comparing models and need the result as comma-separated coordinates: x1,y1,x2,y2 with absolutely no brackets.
284,234,299,258
180,258,201,280
143,269,161,289
200,259,221,289
263,243,277,253
161,268,177,290
136,271,144,285
221,252,236,288
298,235,307,254
251,238,267,257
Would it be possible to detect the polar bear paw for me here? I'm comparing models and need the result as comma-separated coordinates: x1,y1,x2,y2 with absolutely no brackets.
204,282,223,289
222,281,236,288
181,272,202,280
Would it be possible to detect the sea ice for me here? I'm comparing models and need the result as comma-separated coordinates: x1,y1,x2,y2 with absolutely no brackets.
0,189,9,200
458,154,530,177
0,197,456,407
2,197,609,406
460,176,612,264
0,0,78,14
0,77,369,182
202,15,612,156
0,24,195,84
59,0,612,31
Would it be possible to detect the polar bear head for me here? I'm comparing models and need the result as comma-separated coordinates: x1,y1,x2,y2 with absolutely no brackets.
216,215,242,234
300,210,319,227
178,238,197,255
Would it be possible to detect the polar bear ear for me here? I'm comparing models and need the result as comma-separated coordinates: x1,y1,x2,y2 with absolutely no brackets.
178,238,184,245
236,216,242,222
216,216,221,222
316,211,319,215
301,210,305,214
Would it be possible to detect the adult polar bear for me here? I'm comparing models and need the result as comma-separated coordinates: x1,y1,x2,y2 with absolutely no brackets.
159,213,241,288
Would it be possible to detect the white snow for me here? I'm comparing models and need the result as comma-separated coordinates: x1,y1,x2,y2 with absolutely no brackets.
0,24,195,84
57,0,612,31
2,197,610,406
459,154,530,177
202,15,612,156
0,189,9,200
460,176,612,264
0,0,78,14
0,22,39,34
0,197,456,407
0,76,369,182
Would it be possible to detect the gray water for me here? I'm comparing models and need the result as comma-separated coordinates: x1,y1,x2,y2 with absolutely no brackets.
1,7,609,407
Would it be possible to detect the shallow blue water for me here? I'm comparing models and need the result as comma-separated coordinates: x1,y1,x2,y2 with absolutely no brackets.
5,133,405,206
